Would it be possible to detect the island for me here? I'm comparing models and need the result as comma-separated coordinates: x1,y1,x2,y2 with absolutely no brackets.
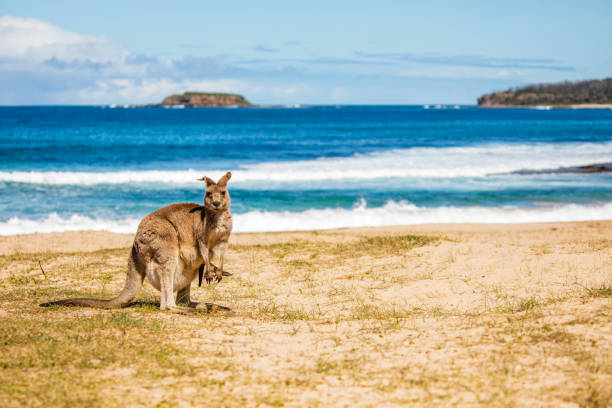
478,78,612,108
151,92,254,108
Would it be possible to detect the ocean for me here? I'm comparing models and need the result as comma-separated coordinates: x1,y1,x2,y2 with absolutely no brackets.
1,105,611,235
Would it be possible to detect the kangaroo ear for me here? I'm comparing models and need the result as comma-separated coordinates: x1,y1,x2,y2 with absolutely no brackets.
198,176,216,186
217,171,232,186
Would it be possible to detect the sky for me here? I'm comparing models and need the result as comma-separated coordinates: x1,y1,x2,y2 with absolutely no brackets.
0,0,611,105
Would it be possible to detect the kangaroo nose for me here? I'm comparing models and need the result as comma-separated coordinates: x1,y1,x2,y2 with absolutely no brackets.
213,201,221,207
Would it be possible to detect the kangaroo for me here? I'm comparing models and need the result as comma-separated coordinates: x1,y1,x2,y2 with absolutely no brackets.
40,172,233,313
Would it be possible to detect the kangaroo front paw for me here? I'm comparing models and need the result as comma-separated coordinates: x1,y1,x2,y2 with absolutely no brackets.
204,263,221,284
215,268,223,283
203,263,224,284
204,267,215,284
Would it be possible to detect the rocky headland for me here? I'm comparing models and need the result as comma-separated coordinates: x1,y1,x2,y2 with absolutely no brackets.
478,78,612,108
510,163,612,175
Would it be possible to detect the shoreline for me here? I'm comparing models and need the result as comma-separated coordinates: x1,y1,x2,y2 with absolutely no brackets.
2,198,612,237
478,103,612,109
1,219,610,255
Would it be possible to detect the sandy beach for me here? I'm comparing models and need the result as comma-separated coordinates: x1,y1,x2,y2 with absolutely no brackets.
1,221,610,407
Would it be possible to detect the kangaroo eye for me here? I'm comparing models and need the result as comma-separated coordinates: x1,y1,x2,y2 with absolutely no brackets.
221,191,226,196
206,192,211,197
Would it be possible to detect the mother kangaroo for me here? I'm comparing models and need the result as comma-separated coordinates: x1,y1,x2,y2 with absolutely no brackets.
41,172,233,313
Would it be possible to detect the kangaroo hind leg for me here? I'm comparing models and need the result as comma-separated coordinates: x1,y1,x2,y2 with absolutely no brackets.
215,242,227,282
176,283,196,307
156,258,195,314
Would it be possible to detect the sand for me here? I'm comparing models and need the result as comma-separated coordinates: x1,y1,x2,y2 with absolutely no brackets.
0,221,610,407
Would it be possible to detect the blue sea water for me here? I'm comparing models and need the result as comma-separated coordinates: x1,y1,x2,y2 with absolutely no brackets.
1,105,611,234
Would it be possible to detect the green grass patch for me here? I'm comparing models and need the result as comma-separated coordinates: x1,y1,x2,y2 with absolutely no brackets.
577,283,612,298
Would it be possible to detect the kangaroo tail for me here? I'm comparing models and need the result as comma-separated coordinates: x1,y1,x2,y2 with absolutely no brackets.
40,247,143,309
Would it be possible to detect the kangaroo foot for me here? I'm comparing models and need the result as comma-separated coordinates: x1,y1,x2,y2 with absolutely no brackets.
195,302,232,313
166,305,198,314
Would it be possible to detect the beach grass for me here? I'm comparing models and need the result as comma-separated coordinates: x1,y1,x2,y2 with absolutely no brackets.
0,222,610,407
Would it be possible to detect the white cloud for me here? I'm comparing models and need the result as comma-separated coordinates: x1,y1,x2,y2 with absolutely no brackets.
0,15,574,105
0,16,313,105
0,16,125,62
72,78,248,105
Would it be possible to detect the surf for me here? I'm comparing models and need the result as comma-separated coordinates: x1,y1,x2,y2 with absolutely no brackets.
2,200,611,235
1,141,610,185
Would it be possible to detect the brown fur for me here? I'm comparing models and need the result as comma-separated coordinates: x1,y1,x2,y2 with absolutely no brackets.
40,172,233,313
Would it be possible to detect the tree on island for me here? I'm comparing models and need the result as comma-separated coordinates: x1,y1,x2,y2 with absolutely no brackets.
478,78,612,106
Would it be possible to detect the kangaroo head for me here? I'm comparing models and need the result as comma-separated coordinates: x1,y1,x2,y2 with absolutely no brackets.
198,171,231,213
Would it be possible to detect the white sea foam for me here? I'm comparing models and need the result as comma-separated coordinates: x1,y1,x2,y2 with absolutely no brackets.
0,142,610,185
0,213,140,235
234,200,612,232
0,169,207,186
1,200,611,235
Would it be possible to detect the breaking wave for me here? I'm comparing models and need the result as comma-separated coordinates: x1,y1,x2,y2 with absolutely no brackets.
2,200,611,235
1,142,611,185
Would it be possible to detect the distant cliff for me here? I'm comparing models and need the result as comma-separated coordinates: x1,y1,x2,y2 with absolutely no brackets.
154,92,253,107
478,78,612,107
